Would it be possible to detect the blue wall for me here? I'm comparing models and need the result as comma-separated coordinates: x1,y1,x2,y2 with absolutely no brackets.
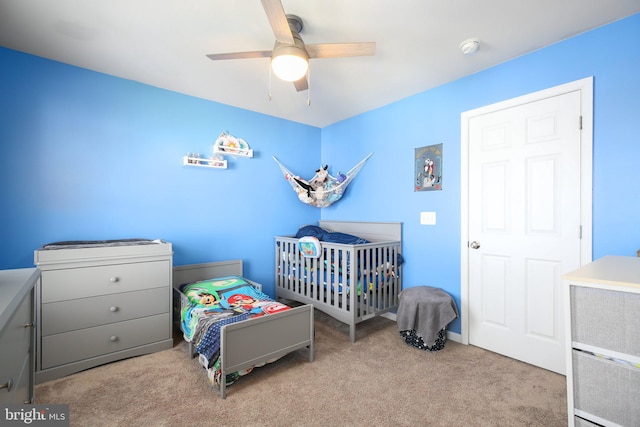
2,13,639,334
0,48,321,293
321,13,640,334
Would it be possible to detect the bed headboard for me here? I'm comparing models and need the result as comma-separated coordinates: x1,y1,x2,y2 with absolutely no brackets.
173,260,243,288
318,221,402,242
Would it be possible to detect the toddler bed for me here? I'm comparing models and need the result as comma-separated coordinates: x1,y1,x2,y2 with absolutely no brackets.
173,260,314,399
275,221,403,342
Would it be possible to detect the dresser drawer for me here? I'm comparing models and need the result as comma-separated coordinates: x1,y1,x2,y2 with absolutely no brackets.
41,313,171,369
41,260,170,303
572,350,640,426
0,291,32,388
570,286,640,355
0,353,31,405
41,287,170,336
574,416,599,427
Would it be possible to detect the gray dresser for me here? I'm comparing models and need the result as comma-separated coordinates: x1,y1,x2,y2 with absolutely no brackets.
563,256,640,427
0,268,39,405
34,240,173,383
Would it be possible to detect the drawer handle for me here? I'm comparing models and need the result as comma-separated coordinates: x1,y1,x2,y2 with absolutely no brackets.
110,336,118,342
110,306,119,312
0,379,13,392
110,277,120,283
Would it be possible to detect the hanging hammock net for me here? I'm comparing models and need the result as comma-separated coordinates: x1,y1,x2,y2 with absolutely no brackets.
273,152,373,208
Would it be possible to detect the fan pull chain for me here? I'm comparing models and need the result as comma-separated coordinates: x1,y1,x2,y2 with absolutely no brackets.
307,68,311,106
268,60,273,101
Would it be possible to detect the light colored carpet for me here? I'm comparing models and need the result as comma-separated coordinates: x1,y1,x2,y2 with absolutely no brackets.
36,311,567,426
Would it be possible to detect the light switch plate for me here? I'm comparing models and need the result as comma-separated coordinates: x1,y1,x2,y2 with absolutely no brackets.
420,211,436,225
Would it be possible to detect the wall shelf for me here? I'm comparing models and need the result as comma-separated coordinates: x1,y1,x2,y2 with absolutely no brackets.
182,131,252,171
183,155,227,169
213,144,253,158
213,131,253,158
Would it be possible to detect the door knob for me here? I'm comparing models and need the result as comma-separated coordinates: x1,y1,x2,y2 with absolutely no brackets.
470,241,481,249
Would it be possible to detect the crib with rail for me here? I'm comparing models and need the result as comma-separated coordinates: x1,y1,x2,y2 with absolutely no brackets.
275,221,402,342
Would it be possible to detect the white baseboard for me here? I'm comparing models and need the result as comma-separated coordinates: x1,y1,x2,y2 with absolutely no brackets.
381,312,396,321
446,330,462,343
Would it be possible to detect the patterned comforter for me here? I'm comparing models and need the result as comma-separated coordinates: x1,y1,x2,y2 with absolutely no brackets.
180,276,290,385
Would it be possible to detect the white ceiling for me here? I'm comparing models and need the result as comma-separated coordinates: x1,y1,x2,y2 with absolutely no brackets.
1,1,639,128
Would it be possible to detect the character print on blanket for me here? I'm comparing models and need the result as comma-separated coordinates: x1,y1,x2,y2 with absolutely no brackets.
180,276,290,385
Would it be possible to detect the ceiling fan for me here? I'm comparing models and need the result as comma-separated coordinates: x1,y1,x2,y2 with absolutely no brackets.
206,0,376,92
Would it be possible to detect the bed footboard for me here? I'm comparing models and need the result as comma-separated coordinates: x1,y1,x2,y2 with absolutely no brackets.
219,304,314,398
173,260,315,398
177,286,314,398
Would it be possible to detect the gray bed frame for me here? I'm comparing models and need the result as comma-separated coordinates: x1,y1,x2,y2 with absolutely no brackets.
173,260,315,399
276,220,402,342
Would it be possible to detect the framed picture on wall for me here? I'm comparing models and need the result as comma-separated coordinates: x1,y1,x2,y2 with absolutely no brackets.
415,143,442,191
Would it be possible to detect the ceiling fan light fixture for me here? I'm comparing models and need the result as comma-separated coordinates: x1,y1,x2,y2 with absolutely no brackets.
271,45,309,82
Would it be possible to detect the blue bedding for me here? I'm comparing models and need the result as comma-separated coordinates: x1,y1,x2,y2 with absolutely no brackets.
295,225,371,244
180,276,291,385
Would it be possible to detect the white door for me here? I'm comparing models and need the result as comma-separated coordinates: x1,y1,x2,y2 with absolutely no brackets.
461,79,593,375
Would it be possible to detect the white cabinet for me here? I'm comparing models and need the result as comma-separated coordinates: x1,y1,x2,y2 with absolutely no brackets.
0,268,38,405
563,256,640,427
34,241,173,383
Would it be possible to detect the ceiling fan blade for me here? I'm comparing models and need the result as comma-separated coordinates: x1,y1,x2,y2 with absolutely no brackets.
206,51,272,61
306,42,376,59
260,0,294,45
293,76,309,92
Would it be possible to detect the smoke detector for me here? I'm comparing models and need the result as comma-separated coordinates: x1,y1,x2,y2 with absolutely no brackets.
459,38,480,55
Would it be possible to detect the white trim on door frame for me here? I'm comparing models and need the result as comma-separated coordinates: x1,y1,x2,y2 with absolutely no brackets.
459,77,594,345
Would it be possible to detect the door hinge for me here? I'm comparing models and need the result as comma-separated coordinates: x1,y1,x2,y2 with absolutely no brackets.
579,225,582,239
579,115,583,130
